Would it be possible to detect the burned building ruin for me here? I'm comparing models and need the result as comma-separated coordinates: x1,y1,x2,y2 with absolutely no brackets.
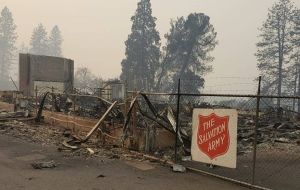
19,54,74,96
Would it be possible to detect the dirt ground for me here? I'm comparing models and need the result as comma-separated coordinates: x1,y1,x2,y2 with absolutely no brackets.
0,133,250,190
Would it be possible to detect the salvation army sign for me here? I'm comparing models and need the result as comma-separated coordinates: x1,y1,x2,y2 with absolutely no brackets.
191,109,237,168
197,113,230,159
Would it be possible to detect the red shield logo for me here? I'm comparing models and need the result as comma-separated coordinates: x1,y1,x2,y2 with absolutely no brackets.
197,113,230,159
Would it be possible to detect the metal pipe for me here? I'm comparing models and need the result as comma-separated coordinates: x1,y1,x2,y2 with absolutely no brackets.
187,167,271,190
138,91,300,99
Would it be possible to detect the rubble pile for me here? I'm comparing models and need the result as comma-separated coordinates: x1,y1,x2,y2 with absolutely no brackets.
0,110,29,119
1,89,300,167
43,94,124,123
0,120,67,145
0,120,169,165
237,111,300,155
141,100,300,157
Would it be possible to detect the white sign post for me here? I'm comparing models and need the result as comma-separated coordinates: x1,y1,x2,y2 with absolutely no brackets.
191,109,238,168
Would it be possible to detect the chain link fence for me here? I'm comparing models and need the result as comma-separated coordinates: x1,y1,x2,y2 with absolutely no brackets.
254,97,300,190
31,79,300,190
132,78,300,190
178,95,257,184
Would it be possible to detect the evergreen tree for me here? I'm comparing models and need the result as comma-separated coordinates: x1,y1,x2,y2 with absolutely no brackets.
256,0,297,107
156,13,217,93
30,23,49,55
49,25,63,57
120,0,160,91
290,8,300,111
0,6,17,86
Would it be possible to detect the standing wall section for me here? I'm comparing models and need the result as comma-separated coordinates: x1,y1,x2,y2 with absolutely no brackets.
19,54,74,96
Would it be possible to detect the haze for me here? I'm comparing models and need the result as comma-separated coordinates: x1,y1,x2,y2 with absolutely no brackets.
2,0,299,93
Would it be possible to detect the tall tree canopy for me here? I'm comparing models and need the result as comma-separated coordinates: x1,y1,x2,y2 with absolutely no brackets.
30,23,49,55
49,25,63,57
156,13,217,93
0,6,17,86
120,0,160,91
256,0,297,107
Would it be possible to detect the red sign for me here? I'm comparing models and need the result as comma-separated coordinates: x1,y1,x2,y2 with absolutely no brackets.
197,113,230,159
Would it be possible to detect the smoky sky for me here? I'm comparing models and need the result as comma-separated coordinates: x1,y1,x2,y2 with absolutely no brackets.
2,0,300,93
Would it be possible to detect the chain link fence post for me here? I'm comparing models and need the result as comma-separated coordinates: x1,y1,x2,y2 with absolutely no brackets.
252,76,261,184
35,85,38,114
175,79,181,163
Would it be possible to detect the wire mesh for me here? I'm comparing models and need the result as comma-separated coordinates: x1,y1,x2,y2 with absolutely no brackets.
254,97,300,190
32,83,300,190
139,89,300,189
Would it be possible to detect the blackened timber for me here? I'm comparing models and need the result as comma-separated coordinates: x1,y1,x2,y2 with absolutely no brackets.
35,92,50,122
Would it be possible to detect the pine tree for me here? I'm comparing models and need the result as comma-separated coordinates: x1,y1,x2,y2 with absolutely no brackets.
156,13,217,93
49,25,63,57
0,6,17,86
290,8,300,111
30,23,49,55
256,0,297,108
120,0,160,91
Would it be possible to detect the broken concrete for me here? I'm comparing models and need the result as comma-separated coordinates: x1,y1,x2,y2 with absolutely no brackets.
31,160,57,169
